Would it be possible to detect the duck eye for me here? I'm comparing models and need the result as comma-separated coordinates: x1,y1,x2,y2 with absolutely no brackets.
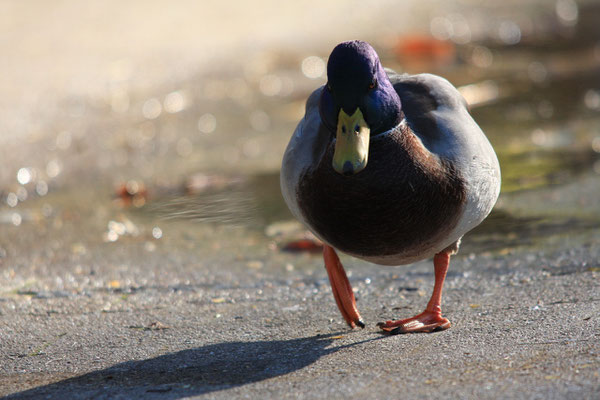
369,79,377,90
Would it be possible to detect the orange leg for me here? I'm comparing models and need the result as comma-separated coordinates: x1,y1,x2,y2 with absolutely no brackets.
378,251,451,334
323,245,364,329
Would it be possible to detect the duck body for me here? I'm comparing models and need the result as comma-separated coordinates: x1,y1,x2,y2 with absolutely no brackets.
280,40,500,333
282,72,500,265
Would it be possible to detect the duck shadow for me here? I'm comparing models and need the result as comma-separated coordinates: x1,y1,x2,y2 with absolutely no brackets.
8,333,378,399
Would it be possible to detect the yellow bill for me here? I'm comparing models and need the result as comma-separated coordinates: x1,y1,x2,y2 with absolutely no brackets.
332,108,370,175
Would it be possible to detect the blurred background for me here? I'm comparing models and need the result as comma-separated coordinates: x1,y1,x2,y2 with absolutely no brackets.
1,0,599,283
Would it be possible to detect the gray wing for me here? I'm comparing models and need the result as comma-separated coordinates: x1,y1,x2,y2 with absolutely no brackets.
280,86,330,224
388,72,469,159
389,71,501,240
388,71,496,172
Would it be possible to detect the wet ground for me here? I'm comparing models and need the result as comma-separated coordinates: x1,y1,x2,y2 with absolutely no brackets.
1,0,599,399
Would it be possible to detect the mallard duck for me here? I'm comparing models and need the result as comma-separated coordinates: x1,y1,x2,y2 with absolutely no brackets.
281,40,500,334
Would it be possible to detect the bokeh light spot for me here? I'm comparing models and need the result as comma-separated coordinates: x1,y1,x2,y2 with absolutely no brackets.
498,20,521,45
448,13,471,44
17,168,32,185
108,220,127,236
591,137,600,153
531,128,549,146
46,160,62,178
528,62,548,83
583,89,600,110
6,193,18,207
164,91,188,114
142,98,162,119
259,74,282,96
11,213,22,226
430,17,453,41
301,56,325,79
471,46,493,68
458,80,499,107
197,113,217,134
36,181,49,196
152,227,163,239
556,0,578,27
105,230,119,242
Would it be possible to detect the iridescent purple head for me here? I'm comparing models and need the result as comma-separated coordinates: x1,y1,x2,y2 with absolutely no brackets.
319,40,402,175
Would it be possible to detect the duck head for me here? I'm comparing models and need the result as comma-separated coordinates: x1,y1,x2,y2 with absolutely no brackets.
319,40,403,176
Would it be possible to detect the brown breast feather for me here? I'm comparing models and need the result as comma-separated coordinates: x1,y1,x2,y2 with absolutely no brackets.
297,122,466,258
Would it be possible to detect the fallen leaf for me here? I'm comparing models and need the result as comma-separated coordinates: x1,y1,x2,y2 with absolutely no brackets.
281,239,323,253
393,35,455,66
114,180,148,208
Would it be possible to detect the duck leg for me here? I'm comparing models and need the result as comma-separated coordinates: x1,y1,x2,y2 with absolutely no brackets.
378,250,452,334
323,245,365,329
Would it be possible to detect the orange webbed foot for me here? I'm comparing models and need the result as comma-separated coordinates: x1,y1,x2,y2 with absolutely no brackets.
377,311,450,334
378,250,452,334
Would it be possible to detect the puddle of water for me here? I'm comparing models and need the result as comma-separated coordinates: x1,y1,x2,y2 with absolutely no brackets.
139,169,599,258
498,147,600,193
